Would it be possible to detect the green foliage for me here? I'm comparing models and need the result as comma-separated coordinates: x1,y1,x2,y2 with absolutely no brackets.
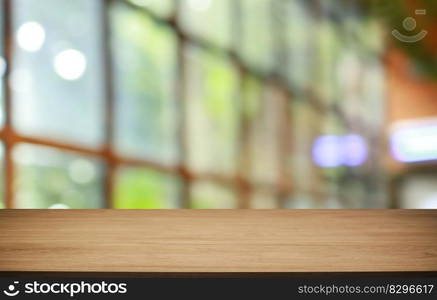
114,7,176,113
114,168,178,209
242,76,261,119
203,51,238,123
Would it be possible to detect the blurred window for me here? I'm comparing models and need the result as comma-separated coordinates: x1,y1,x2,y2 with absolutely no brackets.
14,144,104,209
12,0,105,147
0,0,387,209
180,0,232,49
111,4,178,165
239,0,274,71
190,181,237,209
114,167,181,209
185,45,239,175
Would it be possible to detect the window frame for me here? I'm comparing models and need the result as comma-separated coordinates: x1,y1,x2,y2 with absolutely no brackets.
1,0,359,209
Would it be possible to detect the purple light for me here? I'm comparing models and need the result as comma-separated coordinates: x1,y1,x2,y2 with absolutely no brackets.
312,134,368,168
343,134,368,167
312,135,343,168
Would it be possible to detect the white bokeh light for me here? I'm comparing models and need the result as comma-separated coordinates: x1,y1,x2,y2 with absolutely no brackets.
16,21,46,52
49,203,70,209
68,159,96,184
53,49,87,81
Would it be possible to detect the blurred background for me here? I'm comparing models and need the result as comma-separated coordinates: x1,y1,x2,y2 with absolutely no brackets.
0,0,436,209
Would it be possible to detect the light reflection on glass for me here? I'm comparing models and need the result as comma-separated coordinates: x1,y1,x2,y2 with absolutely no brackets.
391,123,437,163
16,21,46,52
49,203,70,209
12,0,105,148
68,159,97,185
53,49,87,81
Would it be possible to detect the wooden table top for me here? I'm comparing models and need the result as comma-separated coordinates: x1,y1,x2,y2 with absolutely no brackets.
1,210,437,273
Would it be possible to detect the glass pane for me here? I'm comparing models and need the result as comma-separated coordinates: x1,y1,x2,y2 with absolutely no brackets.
314,17,341,105
112,4,178,164
127,0,174,18
13,144,104,209
359,60,385,127
239,75,261,173
114,167,180,209
190,181,237,209
179,0,232,48
240,0,274,71
12,0,104,147
185,46,239,175
285,0,315,93
246,84,286,184
290,101,327,202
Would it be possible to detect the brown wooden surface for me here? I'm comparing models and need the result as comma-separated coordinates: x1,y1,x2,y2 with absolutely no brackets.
1,210,437,273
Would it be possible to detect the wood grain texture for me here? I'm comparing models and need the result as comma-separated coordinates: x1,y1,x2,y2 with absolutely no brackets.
0,210,437,273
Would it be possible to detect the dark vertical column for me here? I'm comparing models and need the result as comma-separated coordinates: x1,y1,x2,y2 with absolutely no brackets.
174,1,191,208
3,0,15,208
233,0,251,209
271,0,292,208
101,0,116,208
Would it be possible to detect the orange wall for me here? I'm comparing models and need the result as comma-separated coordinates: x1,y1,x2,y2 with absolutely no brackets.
386,49,437,123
